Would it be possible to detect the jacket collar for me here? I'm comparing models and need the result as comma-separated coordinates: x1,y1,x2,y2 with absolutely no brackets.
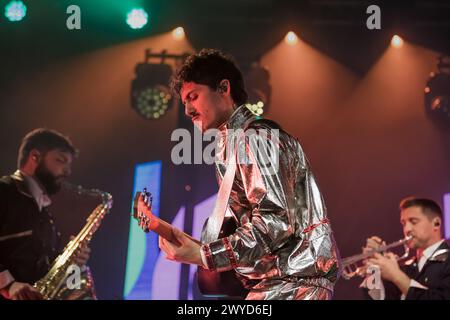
428,240,450,262
10,170,52,210
415,240,450,278
11,170,33,198
218,104,257,133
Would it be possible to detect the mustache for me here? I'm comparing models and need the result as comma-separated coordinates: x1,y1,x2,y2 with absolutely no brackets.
188,111,200,119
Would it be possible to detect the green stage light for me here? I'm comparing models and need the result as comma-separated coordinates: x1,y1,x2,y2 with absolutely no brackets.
126,8,148,29
5,0,27,22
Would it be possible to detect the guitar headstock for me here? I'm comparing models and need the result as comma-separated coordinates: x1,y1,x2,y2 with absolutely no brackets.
133,188,154,233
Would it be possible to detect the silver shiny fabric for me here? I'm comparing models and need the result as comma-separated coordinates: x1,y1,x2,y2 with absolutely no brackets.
201,105,342,300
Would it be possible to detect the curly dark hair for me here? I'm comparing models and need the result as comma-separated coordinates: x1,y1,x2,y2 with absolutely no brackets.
170,49,248,105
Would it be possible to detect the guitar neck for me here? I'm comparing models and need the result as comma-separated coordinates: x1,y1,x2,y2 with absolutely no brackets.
148,215,201,245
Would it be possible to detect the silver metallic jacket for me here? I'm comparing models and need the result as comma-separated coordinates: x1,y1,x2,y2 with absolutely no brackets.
201,105,342,300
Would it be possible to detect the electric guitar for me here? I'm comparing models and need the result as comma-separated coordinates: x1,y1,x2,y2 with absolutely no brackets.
133,189,248,298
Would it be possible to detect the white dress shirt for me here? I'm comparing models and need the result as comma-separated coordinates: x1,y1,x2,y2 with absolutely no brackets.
21,171,52,211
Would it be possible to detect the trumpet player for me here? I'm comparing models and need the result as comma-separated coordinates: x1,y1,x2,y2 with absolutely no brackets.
362,197,450,300
0,128,91,300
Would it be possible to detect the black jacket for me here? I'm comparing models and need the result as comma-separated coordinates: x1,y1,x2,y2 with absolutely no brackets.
0,171,60,285
382,240,450,300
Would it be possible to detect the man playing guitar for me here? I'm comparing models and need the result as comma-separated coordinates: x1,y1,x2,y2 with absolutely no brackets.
139,49,341,300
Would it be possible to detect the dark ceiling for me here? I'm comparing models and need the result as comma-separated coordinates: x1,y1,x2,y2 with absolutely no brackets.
1,0,449,83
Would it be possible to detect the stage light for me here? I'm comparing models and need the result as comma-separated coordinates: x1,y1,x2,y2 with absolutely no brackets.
172,27,185,41
391,35,403,48
5,0,27,22
126,8,148,29
285,31,298,45
245,101,265,116
131,63,173,120
244,63,272,116
425,55,450,124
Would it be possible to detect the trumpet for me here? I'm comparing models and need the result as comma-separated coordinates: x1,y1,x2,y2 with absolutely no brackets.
341,235,413,280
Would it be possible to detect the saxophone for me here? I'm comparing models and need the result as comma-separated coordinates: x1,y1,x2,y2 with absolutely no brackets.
33,182,113,300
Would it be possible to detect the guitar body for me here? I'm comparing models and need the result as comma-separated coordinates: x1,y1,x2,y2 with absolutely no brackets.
197,268,248,299
133,190,248,299
197,217,249,299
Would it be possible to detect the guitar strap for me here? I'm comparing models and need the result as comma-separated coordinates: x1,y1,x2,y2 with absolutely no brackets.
202,133,240,243
203,115,259,243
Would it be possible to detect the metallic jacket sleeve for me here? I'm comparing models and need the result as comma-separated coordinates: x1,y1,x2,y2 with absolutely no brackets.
201,106,341,290
202,128,298,272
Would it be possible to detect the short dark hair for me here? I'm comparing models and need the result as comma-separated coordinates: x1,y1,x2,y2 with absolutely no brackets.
170,48,248,106
399,197,443,220
17,128,78,168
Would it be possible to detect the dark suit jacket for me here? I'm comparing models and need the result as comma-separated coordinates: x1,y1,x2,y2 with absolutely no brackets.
382,240,450,300
0,171,60,285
